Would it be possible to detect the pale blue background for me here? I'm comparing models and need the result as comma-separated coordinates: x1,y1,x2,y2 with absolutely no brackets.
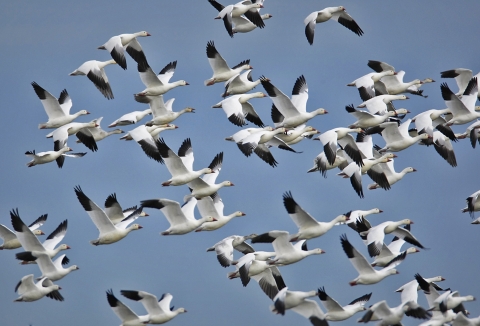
1,1,479,325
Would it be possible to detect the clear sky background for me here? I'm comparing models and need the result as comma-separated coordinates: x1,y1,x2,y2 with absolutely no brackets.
1,1,480,325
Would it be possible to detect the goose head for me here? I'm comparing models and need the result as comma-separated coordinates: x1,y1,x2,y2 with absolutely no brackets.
58,244,71,251
32,229,45,235
204,216,218,223
203,168,215,175
261,13,273,20
128,224,143,231
182,107,195,113
233,211,246,217
135,31,151,37
406,247,421,254
78,110,90,116
221,181,235,187
394,108,410,116
175,80,189,86
314,108,328,116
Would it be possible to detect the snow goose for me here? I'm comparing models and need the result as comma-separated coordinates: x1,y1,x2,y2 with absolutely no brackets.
357,299,431,325
337,162,365,198
376,70,423,95
370,225,420,267
261,75,328,128
456,120,480,148
406,77,435,98
69,59,116,99
31,82,89,129
106,290,149,326
346,104,410,129
340,234,402,285
104,193,148,225
441,78,480,126
186,152,235,200
135,95,194,126
98,31,150,70
128,125,164,163
347,71,396,101
212,92,267,127
135,61,189,97
304,6,363,45
367,154,416,190
140,197,215,235
25,147,86,168
419,129,457,167
358,218,425,257
121,290,186,324
415,274,474,315
10,213,70,262
206,234,256,267
318,287,371,321
46,120,99,155
369,119,430,153
318,127,364,166
271,287,328,326
0,215,45,250
276,125,317,144
14,275,63,302
205,40,252,85
236,127,299,167
357,94,409,116
222,70,262,97
395,275,446,293
307,148,348,176
343,208,383,231
412,108,456,141
74,186,143,245
441,68,480,97
462,190,480,218
120,124,177,141
195,195,245,232
75,117,124,147
108,109,151,128
155,138,214,186
209,0,265,37
251,231,325,266
17,252,78,281
232,13,272,34
283,191,348,241
227,253,277,286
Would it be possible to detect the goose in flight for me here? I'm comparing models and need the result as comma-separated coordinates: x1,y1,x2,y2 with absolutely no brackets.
304,6,363,45
98,31,151,70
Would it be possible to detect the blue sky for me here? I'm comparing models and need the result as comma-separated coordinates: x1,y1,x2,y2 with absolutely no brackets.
1,1,480,325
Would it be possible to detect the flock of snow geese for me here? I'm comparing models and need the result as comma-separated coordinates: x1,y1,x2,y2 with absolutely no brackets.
3,1,480,325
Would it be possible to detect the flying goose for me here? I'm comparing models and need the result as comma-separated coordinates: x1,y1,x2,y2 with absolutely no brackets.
106,289,149,326
98,31,151,70
135,61,189,97
209,0,265,37
14,275,63,302
69,60,116,99
318,287,371,321
304,6,363,45
206,234,256,267
135,95,194,126
0,214,46,250
25,147,86,168
31,82,90,129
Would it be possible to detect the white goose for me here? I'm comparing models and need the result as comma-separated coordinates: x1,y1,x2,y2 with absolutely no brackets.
128,125,164,163
104,193,149,225
318,127,364,166
10,211,70,262
204,40,252,86
186,152,235,200
367,60,426,95
14,275,63,302
135,95,194,126
25,147,86,168
106,290,149,326
120,124,176,141
155,138,214,186
370,225,420,267
74,186,143,245
135,61,189,97
441,68,480,97
276,125,317,144
227,252,275,286
307,148,348,176
75,117,124,146
69,59,116,99
18,253,79,281
357,299,431,325
108,109,151,128
0,214,46,250
212,92,266,127
442,78,480,126
206,234,256,267
340,234,401,286
373,119,430,153
318,287,371,321
344,208,383,230
46,120,99,155
31,82,89,129
140,197,215,235
222,70,262,97
195,195,245,232
367,155,417,190
304,6,363,45
456,120,480,148
121,290,187,324
347,70,396,101
271,287,328,325
462,189,480,218
232,13,272,34
261,75,328,128
209,0,265,37
98,31,150,70
357,94,409,115
283,191,348,241
346,104,410,129
251,230,325,266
